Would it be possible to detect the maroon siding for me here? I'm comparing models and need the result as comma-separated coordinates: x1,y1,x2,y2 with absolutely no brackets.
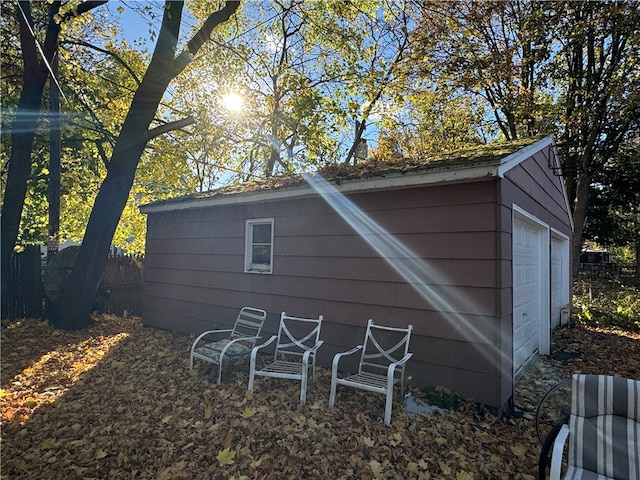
496,148,573,404
143,179,508,405
142,141,572,408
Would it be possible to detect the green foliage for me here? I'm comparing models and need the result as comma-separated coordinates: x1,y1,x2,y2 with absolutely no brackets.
573,277,640,332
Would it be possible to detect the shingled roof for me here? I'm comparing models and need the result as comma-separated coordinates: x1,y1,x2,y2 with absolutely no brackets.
141,136,551,213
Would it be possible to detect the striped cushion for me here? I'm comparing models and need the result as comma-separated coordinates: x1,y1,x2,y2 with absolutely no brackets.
568,374,640,480
564,466,614,480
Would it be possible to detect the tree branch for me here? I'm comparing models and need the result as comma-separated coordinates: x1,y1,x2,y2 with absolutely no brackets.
147,116,195,140
63,40,142,86
59,1,108,22
172,1,241,75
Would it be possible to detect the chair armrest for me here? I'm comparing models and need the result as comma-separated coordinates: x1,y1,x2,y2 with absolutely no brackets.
331,345,363,377
550,424,570,480
250,335,277,362
387,352,413,373
302,340,325,364
386,352,413,387
191,329,233,353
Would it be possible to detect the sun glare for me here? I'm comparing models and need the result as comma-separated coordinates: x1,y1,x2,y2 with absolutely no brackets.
222,93,244,112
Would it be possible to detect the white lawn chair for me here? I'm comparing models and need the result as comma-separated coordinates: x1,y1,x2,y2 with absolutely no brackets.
329,319,413,425
248,312,324,404
548,374,640,480
190,307,267,384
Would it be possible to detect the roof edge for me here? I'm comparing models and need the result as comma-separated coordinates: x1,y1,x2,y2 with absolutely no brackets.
141,136,555,215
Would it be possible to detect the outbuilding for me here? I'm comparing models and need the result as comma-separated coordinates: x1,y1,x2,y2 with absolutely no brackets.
140,135,572,407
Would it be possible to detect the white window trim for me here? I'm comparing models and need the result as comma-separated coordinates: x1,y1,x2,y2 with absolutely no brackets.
244,218,274,274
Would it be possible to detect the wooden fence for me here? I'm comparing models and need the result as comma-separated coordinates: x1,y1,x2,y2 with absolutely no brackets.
96,254,144,317
1,246,43,319
1,247,143,320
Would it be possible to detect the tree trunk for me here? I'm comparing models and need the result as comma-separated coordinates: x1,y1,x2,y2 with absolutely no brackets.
48,51,61,262
571,169,591,278
1,1,59,312
1,1,106,315
48,0,240,329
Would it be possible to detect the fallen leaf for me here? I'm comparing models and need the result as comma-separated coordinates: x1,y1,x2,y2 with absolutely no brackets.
241,407,257,418
217,447,235,466
369,460,383,479
204,405,213,419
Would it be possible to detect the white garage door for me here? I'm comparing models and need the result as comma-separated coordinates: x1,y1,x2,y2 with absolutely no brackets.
513,216,543,377
550,236,565,329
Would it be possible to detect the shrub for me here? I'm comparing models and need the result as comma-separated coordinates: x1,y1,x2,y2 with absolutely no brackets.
573,276,640,332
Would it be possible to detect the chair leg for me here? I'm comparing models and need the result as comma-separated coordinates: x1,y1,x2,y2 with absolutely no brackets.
329,378,337,408
216,363,222,385
300,367,308,405
384,386,394,425
248,361,255,392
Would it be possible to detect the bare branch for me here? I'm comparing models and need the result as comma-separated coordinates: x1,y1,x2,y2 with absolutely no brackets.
147,116,195,140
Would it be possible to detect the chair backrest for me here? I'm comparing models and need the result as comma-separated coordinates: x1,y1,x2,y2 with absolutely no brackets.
274,312,323,360
358,319,413,381
229,307,268,342
568,374,640,480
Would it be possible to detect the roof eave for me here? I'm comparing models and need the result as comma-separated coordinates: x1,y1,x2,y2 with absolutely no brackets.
140,161,502,214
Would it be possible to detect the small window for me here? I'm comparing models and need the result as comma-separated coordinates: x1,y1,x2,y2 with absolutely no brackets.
245,219,274,273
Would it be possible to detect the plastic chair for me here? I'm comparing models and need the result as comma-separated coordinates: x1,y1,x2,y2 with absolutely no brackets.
329,319,413,425
546,374,640,480
190,307,267,384
248,312,323,404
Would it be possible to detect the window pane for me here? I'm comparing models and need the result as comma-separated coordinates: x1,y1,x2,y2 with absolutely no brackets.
252,223,271,243
252,245,271,265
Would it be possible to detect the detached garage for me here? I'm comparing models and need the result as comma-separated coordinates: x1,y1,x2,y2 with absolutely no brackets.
140,135,572,408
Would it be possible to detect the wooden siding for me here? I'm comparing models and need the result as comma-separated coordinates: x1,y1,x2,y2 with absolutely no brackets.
143,179,509,405
495,147,573,405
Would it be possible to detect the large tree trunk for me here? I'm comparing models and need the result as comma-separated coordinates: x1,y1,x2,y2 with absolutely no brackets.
570,169,591,278
2,2,59,313
1,1,106,316
48,1,240,329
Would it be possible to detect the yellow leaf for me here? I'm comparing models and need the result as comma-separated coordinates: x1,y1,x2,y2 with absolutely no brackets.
510,443,527,458
244,390,254,400
457,471,474,480
406,461,419,474
250,457,263,468
439,462,452,476
95,449,108,459
390,432,402,446
241,407,257,418
161,415,173,424
204,405,213,419
363,437,375,447
40,438,56,449
490,455,502,463
182,442,193,450
370,460,383,479
418,458,429,470
435,436,447,445
217,447,235,466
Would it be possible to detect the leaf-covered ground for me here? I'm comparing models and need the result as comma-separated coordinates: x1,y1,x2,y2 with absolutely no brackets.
1,315,639,480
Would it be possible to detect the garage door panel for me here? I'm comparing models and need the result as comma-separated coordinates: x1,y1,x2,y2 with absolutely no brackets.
513,216,542,377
